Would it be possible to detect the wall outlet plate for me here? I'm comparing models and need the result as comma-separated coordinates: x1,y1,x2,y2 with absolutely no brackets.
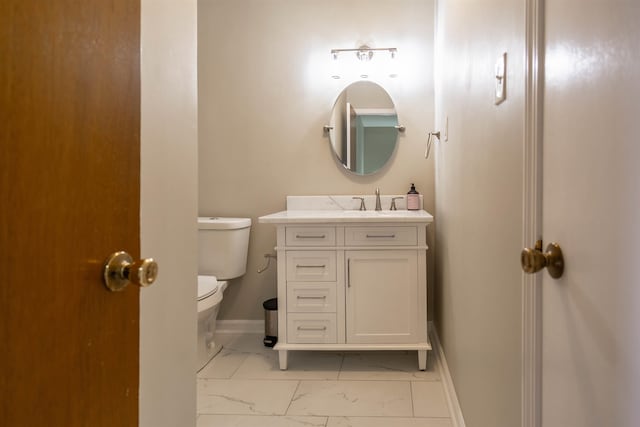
495,52,506,105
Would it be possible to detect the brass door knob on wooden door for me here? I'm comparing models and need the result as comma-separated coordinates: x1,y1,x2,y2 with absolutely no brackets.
103,251,158,291
521,240,564,279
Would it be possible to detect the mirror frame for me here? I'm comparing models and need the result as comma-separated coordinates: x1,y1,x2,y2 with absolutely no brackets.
327,81,400,176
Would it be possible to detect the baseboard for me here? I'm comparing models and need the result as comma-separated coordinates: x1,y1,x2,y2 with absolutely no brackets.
216,319,264,334
429,321,466,427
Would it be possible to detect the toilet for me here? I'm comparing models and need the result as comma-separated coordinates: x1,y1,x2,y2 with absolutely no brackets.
197,216,251,371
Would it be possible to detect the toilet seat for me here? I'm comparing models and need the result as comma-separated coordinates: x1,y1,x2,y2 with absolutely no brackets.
197,275,228,313
198,275,219,301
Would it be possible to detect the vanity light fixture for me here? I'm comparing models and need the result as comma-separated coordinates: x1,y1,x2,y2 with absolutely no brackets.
330,45,398,79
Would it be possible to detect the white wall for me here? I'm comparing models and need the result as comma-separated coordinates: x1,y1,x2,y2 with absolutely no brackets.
434,0,524,426
198,0,436,321
140,1,198,426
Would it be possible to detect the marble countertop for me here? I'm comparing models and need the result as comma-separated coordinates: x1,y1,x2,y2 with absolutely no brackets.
259,209,433,224
258,195,434,224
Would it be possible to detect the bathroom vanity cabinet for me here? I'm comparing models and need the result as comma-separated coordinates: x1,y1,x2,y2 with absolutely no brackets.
260,200,433,371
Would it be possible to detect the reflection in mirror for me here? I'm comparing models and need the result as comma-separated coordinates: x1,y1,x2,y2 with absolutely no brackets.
328,81,399,175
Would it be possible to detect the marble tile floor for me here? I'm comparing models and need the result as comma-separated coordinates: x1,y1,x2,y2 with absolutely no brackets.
197,333,453,427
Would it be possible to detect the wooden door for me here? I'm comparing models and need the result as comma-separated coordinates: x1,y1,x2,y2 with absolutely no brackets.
540,3,640,426
0,1,140,426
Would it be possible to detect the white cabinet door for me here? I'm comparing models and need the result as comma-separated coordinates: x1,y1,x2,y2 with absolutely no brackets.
345,250,420,344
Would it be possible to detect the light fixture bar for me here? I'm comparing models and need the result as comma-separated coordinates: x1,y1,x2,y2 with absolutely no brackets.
330,45,399,79
331,46,397,58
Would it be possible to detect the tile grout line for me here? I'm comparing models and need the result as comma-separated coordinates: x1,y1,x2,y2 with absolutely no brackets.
409,380,416,418
337,352,346,380
227,351,249,379
283,379,302,416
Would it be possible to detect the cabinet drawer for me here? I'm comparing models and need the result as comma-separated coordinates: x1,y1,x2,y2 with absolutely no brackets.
287,313,337,343
345,226,417,246
287,282,337,313
286,226,336,246
286,251,336,281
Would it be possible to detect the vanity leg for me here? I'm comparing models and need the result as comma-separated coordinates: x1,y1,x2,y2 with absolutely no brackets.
278,349,288,370
418,350,427,371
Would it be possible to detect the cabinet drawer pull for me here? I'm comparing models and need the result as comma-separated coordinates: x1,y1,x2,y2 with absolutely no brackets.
297,326,327,331
296,295,327,299
296,234,326,239
366,234,396,238
296,264,326,268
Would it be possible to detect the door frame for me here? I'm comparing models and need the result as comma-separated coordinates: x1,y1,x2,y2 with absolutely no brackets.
138,1,198,425
522,0,544,425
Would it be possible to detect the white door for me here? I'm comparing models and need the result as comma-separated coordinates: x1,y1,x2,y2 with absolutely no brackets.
540,3,640,426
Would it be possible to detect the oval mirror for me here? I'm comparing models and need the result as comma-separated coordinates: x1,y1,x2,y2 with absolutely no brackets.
328,81,399,175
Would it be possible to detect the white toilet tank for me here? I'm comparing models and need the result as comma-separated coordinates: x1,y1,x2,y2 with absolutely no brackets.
198,217,251,279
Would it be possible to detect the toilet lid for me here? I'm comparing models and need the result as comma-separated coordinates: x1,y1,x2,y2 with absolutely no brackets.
197,275,219,301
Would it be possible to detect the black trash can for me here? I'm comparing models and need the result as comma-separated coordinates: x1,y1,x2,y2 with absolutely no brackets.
263,298,278,347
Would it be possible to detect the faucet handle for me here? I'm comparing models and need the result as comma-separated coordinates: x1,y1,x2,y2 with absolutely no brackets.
352,196,366,211
390,197,403,211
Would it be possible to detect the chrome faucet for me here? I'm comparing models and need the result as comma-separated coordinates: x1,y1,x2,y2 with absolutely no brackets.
375,188,382,211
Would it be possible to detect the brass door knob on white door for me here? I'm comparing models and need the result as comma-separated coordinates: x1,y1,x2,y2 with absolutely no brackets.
521,240,564,279
103,251,158,292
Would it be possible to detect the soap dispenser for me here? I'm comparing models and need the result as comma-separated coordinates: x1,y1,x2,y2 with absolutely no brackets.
407,183,420,210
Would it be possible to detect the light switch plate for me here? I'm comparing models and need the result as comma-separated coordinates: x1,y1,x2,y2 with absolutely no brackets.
495,52,506,105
